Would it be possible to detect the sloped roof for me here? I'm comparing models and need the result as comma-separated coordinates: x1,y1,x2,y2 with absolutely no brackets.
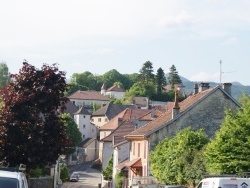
92,103,137,119
59,100,78,116
80,138,96,148
74,106,91,115
101,121,135,144
99,108,152,131
126,85,240,138
106,85,125,92
138,109,164,121
68,90,110,101
132,97,148,107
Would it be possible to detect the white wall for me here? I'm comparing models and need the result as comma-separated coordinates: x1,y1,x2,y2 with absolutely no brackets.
106,91,125,99
74,114,97,140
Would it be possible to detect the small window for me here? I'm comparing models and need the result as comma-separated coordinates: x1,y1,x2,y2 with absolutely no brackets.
83,135,85,139
105,118,108,122
91,118,94,122
83,124,85,128
98,118,101,122
83,115,85,118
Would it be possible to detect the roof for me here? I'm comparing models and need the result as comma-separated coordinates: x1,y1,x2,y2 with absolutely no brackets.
126,85,240,138
68,90,110,101
132,97,148,107
58,100,78,116
106,85,125,92
101,121,135,144
91,103,137,119
116,158,142,170
79,138,96,148
99,108,152,131
74,106,91,115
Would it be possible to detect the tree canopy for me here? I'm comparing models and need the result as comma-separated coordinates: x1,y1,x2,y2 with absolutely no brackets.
150,127,208,185
168,65,182,88
155,67,167,93
0,62,70,171
204,96,250,174
139,61,155,84
0,62,10,90
59,113,82,155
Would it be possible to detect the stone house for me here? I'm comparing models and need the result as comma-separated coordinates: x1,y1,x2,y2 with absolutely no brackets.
122,83,240,187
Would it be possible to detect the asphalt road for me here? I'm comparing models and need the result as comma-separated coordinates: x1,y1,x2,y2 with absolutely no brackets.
62,162,102,188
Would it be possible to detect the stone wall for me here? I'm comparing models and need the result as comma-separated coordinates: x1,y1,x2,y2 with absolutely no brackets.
149,89,240,149
29,176,53,188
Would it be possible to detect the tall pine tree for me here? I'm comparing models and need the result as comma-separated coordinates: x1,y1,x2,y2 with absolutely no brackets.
168,65,182,89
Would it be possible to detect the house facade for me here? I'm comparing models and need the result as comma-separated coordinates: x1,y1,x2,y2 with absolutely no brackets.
68,90,110,112
123,83,240,187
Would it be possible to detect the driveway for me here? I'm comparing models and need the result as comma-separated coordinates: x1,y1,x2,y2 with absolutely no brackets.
62,162,102,188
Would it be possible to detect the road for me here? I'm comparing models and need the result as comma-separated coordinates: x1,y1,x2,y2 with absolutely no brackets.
62,162,102,188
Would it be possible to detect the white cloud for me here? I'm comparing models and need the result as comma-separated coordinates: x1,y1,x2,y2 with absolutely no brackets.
220,37,239,45
190,72,220,83
157,11,195,28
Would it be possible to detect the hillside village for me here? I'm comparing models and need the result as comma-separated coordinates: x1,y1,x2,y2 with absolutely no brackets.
65,81,240,188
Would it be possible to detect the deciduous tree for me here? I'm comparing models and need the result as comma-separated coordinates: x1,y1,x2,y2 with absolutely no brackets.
0,62,70,172
150,127,208,185
204,97,250,174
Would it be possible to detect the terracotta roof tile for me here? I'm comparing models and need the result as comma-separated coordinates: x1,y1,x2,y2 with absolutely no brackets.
99,108,151,130
68,90,110,101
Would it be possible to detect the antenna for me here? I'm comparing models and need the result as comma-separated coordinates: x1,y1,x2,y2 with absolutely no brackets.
219,60,236,84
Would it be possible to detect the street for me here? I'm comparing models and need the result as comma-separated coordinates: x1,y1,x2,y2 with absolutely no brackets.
62,162,102,188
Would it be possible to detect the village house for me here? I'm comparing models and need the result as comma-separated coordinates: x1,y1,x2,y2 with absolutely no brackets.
116,83,240,187
101,83,126,99
91,103,136,128
68,90,110,112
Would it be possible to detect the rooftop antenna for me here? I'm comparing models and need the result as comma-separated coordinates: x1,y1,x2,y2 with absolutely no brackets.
220,60,236,85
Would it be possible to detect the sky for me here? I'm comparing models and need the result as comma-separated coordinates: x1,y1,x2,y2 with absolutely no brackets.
1,0,250,85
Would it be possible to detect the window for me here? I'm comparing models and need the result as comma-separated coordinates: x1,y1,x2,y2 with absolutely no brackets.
98,118,101,122
83,124,85,128
91,118,94,122
105,118,108,122
83,115,85,118
138,143,140,157
82,135,85,139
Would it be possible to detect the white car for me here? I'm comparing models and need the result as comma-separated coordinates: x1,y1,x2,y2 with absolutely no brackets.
0,169,29,188
70,172,80,182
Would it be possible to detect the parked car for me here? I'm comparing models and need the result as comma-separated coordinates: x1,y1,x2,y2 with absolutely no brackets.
70,172,80,182
0,167,29,188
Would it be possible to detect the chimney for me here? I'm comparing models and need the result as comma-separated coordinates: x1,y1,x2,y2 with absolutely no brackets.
199,82,210,92
222,83,232,96
172,89,180,119
194,84,198,94
151,108,155,118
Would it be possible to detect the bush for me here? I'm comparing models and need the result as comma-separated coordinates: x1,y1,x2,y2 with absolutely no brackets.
30,168,43,178
60,164,70,182
115,172,125,188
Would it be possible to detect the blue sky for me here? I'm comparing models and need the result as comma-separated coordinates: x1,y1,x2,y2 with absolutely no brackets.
1,0,250,85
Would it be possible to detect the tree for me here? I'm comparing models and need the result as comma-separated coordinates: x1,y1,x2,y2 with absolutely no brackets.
204,97,250,174
168,65,182,89
59,113,82,155
102,155,113,181
0,62,70,172
155,67,167,93
139,61,155,85
0,62,10,89
150,127,208,185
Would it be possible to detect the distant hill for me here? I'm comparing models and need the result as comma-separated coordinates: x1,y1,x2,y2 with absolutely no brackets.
179,76,250,101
